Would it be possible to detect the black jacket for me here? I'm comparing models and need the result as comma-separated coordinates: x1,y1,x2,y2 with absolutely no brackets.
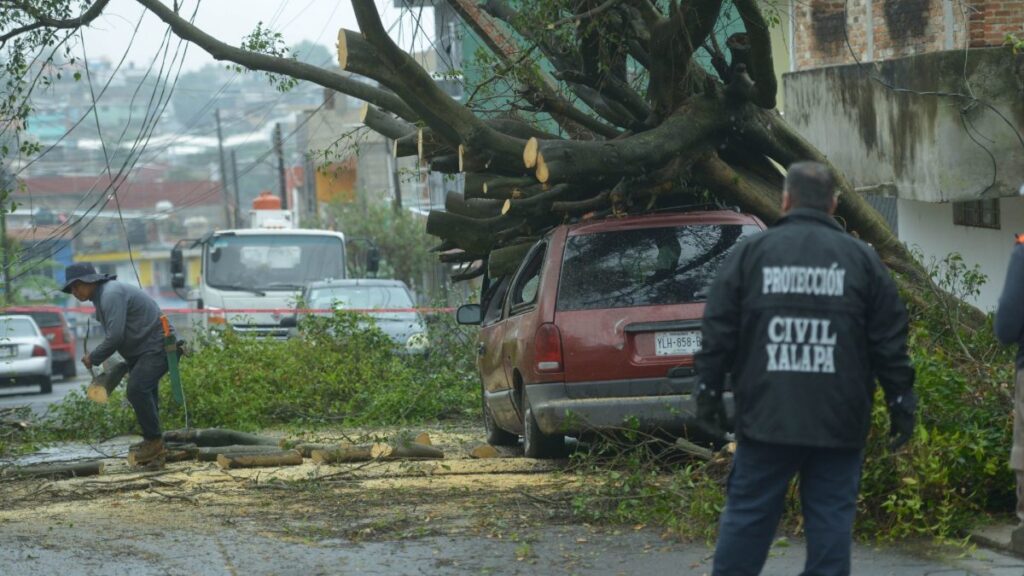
696,208,915,449
995,240,1024,369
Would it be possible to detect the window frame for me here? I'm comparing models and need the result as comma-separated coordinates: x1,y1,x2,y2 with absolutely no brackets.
507,241,547,318
953,199,1000,230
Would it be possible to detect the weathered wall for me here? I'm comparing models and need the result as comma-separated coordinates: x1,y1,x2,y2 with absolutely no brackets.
898,195,1024,310
793,0,1019,70
784,47,1024,202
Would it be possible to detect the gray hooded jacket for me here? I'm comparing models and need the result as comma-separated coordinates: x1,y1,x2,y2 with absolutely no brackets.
89,281,167,365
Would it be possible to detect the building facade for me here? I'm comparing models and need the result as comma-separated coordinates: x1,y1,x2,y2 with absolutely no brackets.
784,0,1024,309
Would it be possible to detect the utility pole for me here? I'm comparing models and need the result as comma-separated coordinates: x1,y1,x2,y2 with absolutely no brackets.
273,123,287,209
230,149,242,227
0,166,12,305
214,109,233,227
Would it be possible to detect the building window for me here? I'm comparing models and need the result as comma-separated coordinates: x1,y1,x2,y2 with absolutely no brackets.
953,199,1000,229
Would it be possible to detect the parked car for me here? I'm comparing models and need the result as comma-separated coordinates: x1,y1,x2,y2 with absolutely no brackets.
286,279,429,354
457,209,766,458
1,306,76,378
0,315,53,394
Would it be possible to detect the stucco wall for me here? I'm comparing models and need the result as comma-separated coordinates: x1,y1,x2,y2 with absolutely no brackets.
897,195,1024,310
784,47,1024,202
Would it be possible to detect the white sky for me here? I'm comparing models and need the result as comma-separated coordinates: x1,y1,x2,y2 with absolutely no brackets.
78,0,436,72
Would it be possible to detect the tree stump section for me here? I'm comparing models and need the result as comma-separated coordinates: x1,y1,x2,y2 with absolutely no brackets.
469,444,500,459
216,449,303,470
310,444,378,464
5,460,104,479
371,442,445,460
196,445,285,462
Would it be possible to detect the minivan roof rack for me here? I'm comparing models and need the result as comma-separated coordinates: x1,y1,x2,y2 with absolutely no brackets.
646,202,740,214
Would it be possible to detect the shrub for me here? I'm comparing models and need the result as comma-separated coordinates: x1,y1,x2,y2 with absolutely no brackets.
1,310,478,454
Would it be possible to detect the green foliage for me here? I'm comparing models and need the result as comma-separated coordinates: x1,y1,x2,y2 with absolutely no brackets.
327,200,435,295
233,21,299,92
1,312,477,455
1007,33,1024,54
157,311,477,431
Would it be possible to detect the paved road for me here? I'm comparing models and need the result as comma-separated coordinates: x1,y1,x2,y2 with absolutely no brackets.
0,373,91,415
2,521,1022,576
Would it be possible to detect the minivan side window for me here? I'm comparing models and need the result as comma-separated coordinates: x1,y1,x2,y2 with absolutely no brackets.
481,276,511,325
509,243,546,314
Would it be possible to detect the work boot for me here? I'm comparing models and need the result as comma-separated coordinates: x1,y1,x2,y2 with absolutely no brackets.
129,438,166,467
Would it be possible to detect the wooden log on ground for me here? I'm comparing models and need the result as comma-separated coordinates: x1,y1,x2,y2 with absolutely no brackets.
163,428,279,447
371,442,445,460
165,443,199,463
216,449,303,470
310,444,379,464
196,444,285,462
5,460,104,479
290,443,342,458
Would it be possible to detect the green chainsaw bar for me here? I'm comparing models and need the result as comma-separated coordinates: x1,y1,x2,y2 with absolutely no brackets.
160,315,185,405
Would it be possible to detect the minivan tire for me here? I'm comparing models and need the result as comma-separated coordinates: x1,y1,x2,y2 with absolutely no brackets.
523,404,563,459
39,376,52,395
61,360,76,379
483,386,518,447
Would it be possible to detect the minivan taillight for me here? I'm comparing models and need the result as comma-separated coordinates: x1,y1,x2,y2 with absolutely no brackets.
32,345,47,357
534,323,563,372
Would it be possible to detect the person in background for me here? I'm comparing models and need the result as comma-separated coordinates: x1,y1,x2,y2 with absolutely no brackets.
995,233,1024,547
62,263,170,466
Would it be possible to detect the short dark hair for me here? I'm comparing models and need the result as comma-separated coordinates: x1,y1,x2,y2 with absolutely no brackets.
784,161,836,211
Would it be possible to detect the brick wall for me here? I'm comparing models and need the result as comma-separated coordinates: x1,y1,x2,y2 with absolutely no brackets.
969,0,1024,47
793,0,1022,71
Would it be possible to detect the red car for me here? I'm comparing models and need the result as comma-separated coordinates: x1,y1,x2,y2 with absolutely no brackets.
1,306,77,379
457,209,765,458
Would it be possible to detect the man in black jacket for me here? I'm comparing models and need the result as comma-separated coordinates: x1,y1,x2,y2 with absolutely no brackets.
995,233,1024,546
696,162,916,576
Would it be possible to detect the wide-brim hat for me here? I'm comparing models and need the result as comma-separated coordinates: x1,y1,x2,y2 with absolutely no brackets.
61,263,116,294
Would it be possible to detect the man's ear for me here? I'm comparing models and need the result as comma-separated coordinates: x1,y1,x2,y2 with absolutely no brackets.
781,191,792,212
828,194,839,215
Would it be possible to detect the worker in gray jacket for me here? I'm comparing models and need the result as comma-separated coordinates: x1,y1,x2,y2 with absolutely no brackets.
62,263,170,465
996,233,1024,547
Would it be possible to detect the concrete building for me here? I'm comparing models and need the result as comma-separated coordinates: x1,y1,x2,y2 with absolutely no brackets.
783,0,1024,309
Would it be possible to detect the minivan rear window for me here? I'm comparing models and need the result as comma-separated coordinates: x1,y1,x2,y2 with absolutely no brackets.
557,224,760,311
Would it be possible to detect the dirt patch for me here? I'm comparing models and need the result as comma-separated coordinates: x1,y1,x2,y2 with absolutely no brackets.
0,425,576,543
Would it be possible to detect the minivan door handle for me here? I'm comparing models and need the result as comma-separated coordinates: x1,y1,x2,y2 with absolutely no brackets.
477,343,486,357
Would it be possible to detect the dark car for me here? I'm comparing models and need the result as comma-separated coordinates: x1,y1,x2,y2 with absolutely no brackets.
457,209,765,458
1,306,76,378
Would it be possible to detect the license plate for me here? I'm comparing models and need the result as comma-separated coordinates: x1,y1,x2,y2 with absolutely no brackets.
0,346,16,358
654,331,702,356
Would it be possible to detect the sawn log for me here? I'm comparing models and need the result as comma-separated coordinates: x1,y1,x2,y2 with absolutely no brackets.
216,449,304,470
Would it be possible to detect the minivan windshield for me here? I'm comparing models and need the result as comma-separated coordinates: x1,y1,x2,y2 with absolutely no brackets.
557,224,761,311
206,234,345,292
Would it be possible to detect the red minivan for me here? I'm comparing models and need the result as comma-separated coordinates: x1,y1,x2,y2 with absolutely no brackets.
457,209,765,458
1,306,77,379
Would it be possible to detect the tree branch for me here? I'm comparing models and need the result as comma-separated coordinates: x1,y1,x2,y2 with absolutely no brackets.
351,0,524,170
9,0,111,28
533,95,726,184
359,103,415,140
733,0,777,109
134,0,419,122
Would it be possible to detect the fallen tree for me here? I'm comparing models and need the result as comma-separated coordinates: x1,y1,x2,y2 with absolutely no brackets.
0,0,986,316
